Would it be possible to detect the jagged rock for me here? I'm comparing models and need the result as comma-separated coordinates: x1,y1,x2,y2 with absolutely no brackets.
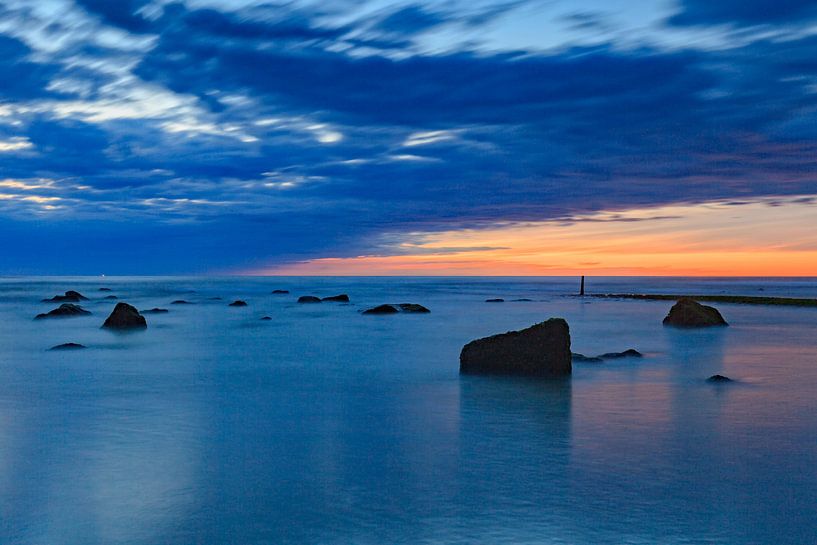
260,316,272,321
485,298,504,303
49,342,86,351
460,318,572,376
171,300,193,305
572,353,603,363
663,298,728,327
599,349,643,359
322,294,350,302
298,296,321,303
141,308,168,314
35,304,91,319
272,290,290,294
42,290,88,303
362,304,399,315
707,374,733,383
102,303,147,330
229,300,248,307
398,303,430,313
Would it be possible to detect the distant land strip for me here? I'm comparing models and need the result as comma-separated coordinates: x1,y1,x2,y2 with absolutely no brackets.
590,293,817,307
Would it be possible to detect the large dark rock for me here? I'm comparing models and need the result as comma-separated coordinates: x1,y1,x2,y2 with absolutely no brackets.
229,300,248,307
398,303,430,313
460,318,572,376
322,294,350,302
102,303,147,330
35,304,91,319
663,298,728,327
362,304,399,315
42,290,88,303
49,342,86,351
298,296,321,303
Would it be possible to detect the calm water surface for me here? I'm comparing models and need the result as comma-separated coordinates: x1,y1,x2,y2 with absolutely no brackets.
0,277,815,544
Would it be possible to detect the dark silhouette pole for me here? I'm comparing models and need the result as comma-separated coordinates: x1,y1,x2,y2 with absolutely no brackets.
580,275,585,296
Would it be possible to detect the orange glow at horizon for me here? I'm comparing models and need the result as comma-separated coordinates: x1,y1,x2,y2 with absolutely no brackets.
253,196,817,276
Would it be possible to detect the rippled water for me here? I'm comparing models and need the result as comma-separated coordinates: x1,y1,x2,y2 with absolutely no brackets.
0,277,815,544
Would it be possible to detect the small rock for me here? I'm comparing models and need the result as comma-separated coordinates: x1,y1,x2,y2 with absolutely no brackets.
141,308,168,314
272,290,290,294
663,298,728,327
260,316,272,321
35,304,91,319
485,298,504,303
460,318,572,376
513,298,533,302
707,374,733,383
298,296,321,303
598,349,643,359
322,294,350,302
104,295,118,300
229,300,248,307
207,297,223,301
42,290,88,303
49,342,86,351
98,288,112,292
398,303,430,313
362,304,399,315
171,300,193,305
102,302,147,330
572,353,603,363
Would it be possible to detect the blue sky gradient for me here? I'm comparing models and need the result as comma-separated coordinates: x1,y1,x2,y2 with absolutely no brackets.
0,0,815,274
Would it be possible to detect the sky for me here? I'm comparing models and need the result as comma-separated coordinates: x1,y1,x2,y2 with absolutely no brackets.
0,0,815,276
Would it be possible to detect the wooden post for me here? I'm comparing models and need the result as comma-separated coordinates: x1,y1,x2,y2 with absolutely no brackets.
580,275,585,296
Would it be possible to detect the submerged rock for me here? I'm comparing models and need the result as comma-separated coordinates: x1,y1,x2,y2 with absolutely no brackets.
35,304,91,319
98,287,112,292
102,302,147,330
460,318,572,376
260,316,272,321
49,342,86,351
43,290,88,303
208,297,223,301
513,298,533,302
171,300,193,305
398,303,430,313
298,296,321,303
141,308,169,314
707,374,733,383
362,304,399,315
663,298,728,327
229,300,248,307
485,298,504,303
598,349,643,359
104,295,118,300
322,294,350,302
572,353,603,363
272,289,290,294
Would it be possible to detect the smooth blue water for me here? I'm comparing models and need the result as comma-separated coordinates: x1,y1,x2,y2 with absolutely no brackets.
0,277,815,544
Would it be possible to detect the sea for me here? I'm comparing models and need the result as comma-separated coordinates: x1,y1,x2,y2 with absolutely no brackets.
0,276,815,545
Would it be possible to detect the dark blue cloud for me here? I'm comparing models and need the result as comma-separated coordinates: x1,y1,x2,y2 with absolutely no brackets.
670,0,817,26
